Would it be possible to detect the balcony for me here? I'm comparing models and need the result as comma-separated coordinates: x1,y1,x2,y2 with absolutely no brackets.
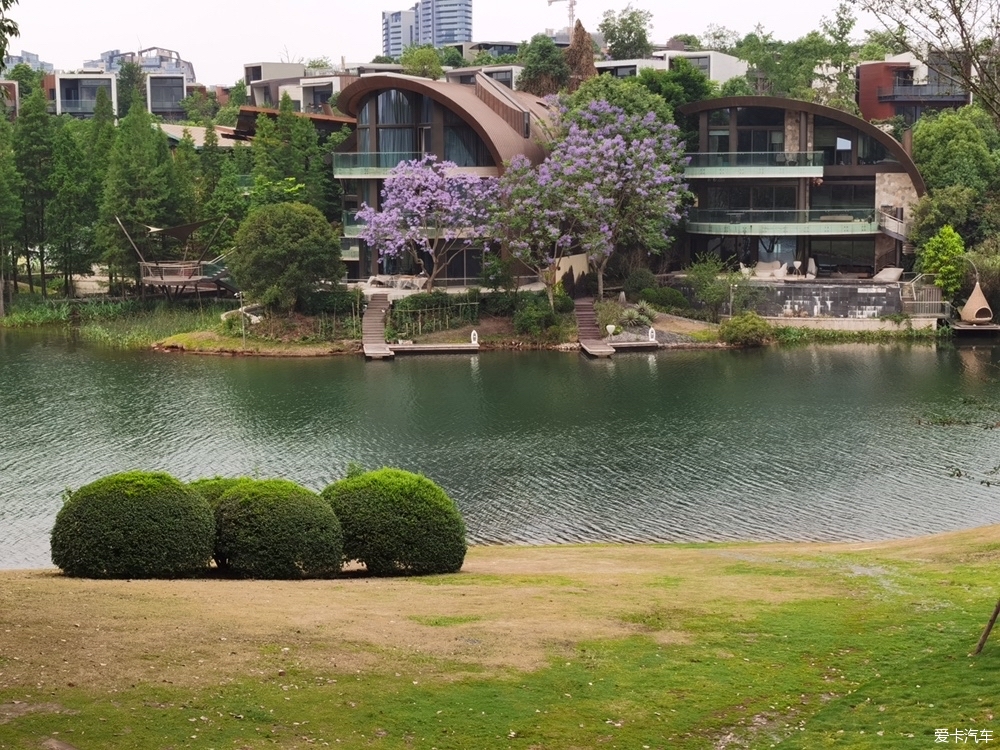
59,100,99,115
686,208,878,236
332,152,420,177
684,152,824,178
342,210,364,238
876,84,969,103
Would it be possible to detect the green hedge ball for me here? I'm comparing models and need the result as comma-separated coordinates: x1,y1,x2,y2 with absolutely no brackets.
322,468,467,576
51,471,215,579
215,479,344,579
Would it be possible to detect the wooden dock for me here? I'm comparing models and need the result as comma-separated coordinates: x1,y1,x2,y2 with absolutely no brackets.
575,297,615,357
388,343,480,354
362,292,394,359
609,340,659,351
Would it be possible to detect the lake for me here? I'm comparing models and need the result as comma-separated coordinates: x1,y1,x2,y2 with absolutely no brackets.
3,329,1000,569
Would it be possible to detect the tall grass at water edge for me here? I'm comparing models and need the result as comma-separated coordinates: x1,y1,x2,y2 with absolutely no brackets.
1,297,237,349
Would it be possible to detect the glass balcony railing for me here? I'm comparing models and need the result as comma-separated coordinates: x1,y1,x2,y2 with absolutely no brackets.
877,84,968,101
59,100,98,114
342,210,364,237
686,152,824,169
332,152,420,175
688,208,876,224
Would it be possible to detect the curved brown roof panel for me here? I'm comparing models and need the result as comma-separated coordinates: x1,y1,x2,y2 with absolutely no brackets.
338,73,549,170
677,96,926,196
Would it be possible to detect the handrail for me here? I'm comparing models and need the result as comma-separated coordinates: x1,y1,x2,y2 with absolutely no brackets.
685,151,824,168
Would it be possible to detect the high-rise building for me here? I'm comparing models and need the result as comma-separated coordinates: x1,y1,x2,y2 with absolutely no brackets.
382,8,417,58
382,0,472,55
415,0,472,47
3,50,53,73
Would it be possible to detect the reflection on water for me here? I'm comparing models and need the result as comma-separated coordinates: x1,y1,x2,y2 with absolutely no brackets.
3,330,1000,569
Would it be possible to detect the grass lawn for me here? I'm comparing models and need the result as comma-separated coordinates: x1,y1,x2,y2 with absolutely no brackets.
1,530,999,749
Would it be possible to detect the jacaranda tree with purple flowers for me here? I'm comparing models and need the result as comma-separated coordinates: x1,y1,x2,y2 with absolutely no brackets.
490,100,688,304
488,153,574,311
556,99,688,299
357,155,498,292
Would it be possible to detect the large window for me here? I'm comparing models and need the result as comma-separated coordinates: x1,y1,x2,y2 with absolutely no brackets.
444,109,490,166
815,116,855,166
706,184,796,210
810,238,875,271
810,181,875,211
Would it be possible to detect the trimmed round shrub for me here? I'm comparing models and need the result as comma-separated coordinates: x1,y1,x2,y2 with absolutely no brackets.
189,477,254,570
215,479,343,579
321,468,467,576
51,471,215,578
640,285,689,311
189,477,248,510
719,312,774,347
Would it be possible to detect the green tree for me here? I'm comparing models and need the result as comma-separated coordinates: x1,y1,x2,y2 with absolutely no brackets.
181,90,220,125
564,74,672,123
203,156,250,252
598,4,654,60
516,34,570,96
472,50,518,66
199,121,223,203
912,107,999,194
229,80,248,107
437,46,465,68
637,59,716,145
908,185,980,249
171,130,201,225
46,121,99,294
701,24,739,53
0,115,21,315
857,26,908,60
565,20,597,92
400,45,444,80
229,201,342,312
215,80,247,127
97,102,175,281
719,76,754,96
685,253,735,322
306,56,332,69
371,55,396,64
0,0,17,62
6,62,40,101
917,224,966,299
116,61,147,118
12,88,54,295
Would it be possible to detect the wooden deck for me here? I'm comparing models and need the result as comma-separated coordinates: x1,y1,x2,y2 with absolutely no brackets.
362,292,394,359
575,297,615,357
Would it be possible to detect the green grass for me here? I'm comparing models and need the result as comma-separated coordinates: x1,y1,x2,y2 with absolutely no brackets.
3,540,1000,749
1,297,237,349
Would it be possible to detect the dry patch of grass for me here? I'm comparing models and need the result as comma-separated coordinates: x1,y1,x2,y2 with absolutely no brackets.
156,330,360,357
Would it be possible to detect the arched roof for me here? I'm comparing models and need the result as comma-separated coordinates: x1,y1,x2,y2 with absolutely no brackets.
677,96,926,196
338,74,549,170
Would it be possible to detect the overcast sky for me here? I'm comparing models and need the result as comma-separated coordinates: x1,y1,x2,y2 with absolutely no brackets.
10,0,871,85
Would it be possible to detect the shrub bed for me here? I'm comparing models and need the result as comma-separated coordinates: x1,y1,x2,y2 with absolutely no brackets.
719,312,774,347
51,471,214,578
322,468,466,576
215,479,343,579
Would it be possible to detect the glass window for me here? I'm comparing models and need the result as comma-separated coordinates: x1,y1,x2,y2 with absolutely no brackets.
736,107,784,126
708,108,730,126
377,90,413,125
708,129,729,153
810,238,875,270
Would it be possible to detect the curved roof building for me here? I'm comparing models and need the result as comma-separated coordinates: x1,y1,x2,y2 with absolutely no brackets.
676,96,924,277
334,72,554,281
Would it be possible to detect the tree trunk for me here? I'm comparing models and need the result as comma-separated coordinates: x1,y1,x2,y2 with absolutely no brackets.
39,245,47,299
0,245,5,318
974,598,1000,655
25,244,34,294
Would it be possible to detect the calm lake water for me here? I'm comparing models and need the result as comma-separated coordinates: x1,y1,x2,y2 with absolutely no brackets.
3,328,1000,569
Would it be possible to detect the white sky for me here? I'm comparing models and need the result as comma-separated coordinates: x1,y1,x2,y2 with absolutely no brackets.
10,0,872,86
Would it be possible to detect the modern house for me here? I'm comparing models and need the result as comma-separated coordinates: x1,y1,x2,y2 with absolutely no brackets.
0,81,18,118
147,73,187,121
676,96,925,277
856,52,970,125
84,48,197,85
333,73,551,281
445,64,523,89
596,51,748,85
44,72,117,118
